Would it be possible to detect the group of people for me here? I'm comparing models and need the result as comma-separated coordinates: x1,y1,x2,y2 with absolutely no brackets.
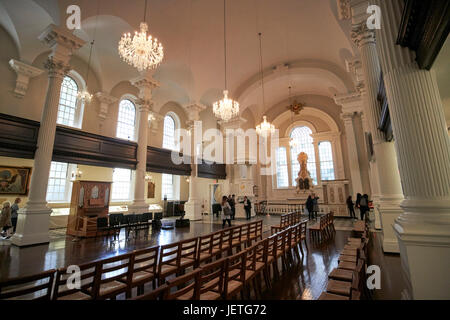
305,194,320,220
220,195,252,228
346,193,370,221
0,198,21,239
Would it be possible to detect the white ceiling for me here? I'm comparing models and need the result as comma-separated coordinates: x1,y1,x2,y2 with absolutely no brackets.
0,0,358,118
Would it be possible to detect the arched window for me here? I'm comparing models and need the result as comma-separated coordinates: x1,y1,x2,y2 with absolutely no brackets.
162,114,179,151
275,147,289,188
116,99,136,141
319,141,335,180
290,126,317,185
57,76,79,127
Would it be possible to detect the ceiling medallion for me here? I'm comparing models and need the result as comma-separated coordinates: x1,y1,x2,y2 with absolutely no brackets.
118,0,164,72
288,100,304,115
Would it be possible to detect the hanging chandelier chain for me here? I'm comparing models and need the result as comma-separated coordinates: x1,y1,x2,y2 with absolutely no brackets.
144,0,148,23
258,32,265,111
223,0,227,90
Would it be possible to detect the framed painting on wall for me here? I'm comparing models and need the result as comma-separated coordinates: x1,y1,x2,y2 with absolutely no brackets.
0,166,32,195
147,181,155,199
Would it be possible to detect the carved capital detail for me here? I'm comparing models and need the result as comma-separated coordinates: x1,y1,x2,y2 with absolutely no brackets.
337,0,351,20
351,22,376,48
43,57,71,79
8,59,44,98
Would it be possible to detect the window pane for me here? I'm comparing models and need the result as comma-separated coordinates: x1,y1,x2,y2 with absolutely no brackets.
276,147,289,188
161,173,174,200
290,126,317,185
111,168,131,200
116,100,136,140
46,162,69,202
162,115,179,151
319,141,335,180
57,76,78,127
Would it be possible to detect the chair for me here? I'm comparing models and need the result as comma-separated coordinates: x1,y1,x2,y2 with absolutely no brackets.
266,234,278,280
179,238,198,273
121,246,158,296
211,231,224,258
223,250,247,300
318,292,349,300
309,216,327,242
255,238,271,290
164,270,201,300
274,229,289,275
244,243,265,299
158,242,180,284
196,258,226,300
131,284,168,300
90,253,133,300
0,269,55,300
197,233,214,267
53,262,97,300
218,228,232,256
230,225,243,253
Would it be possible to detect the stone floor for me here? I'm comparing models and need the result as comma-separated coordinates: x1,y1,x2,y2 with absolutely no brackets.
0,214,403,299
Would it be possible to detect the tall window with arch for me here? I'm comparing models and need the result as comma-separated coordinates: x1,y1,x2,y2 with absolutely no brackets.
319,141,335,180
162,114,179,151
290,126,317,185
116,99,136,141
57,76,79,127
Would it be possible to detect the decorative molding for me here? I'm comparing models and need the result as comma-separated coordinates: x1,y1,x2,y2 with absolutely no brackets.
334,91,364,114
337,0,351,20
8,59,44,98
184,102,207,122
95,92,118,121
351,21,376,48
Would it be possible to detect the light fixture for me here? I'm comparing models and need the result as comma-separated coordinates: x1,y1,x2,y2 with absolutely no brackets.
213,0,239,122
145,174,153,181
255,32,275,137
118,0,164,72
256,116,275,137
71,168,83,181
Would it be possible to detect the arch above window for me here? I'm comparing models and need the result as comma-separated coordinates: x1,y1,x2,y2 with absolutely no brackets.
116,99,136,141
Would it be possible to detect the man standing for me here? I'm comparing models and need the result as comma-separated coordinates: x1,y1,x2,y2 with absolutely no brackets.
243,196,252,220
228,195,236,220
10,198,21,233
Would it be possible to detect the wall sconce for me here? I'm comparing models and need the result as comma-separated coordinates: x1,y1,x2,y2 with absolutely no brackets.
185,176,190,183
71,168,83,181
145,174,153,181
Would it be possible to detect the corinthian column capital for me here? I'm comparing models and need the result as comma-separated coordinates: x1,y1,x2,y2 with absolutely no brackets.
351,21,376,48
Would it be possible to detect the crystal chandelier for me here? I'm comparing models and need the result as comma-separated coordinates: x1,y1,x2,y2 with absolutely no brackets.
255,33,276,137
213,90,239,122
213,0,239,122
118,0,164,72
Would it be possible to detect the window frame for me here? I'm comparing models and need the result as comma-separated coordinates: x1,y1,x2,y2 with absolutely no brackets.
46,161,75,203
289,126,318,186
56,71,86,129
162,112,180,151
116,98,137,141
275,147,289,189
318,141,335,181
111,168,133,202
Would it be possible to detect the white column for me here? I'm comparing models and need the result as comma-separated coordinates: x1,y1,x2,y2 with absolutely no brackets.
184,102,206,221
312,139,322,186
351,4,404,253
374,0,450,299
128,73,160,214
12,25,85,247
95,92,117,134
340,111,364,195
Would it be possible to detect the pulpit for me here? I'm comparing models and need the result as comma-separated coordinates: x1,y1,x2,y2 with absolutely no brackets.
67,181,112,237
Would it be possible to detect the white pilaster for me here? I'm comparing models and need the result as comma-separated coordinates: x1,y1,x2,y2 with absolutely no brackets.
184,102,207,221
9,59,44,98
12,25,85,247
128,72,160,214
374,0,450,299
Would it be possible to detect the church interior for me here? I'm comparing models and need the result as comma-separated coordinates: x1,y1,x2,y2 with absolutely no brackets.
0,0,449,301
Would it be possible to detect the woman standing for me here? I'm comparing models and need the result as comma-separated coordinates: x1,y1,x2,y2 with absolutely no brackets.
312,194,320,219
243,196,252,220
0,202,12,239
306,195,314,220
347,196,356,219
221,196,232,228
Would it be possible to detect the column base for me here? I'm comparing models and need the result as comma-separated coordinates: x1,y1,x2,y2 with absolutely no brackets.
128,201,149,214
11,202,52,247
393,199,450,300
377,197,403,253
184,200,202,221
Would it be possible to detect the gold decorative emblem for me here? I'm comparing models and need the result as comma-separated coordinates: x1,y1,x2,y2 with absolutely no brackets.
288,100,304,115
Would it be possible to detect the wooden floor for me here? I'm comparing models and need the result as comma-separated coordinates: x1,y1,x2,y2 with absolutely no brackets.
0,215,404,300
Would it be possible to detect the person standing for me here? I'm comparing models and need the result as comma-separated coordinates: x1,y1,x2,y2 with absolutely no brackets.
0,202,12,239
312,194,320,219
10,198,21,233
306,195,314,220
221,196,232,228
229,195,236,220
347,196,356,219
243,196,252,220
359,194,369,221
